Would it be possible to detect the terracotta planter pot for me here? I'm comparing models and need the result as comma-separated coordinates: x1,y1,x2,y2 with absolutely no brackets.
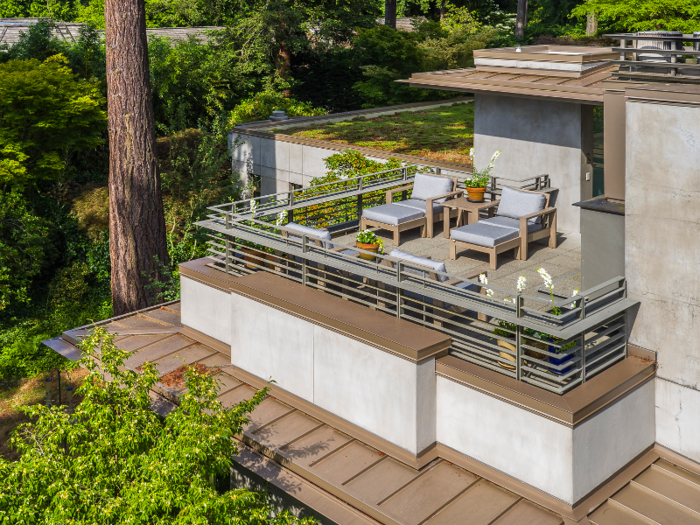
497,339,516,370
242,247,266,269
356,241,380,261
466,187,486,202
525,339,548,361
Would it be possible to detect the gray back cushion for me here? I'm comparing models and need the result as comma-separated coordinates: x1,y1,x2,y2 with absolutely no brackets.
285,222,333,249
497,187,546,223
411,174,453,202
389,249,449,282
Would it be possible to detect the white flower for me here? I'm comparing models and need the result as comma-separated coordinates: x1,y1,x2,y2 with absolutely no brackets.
275,209,288,226
517,275,526,294
469,147,475,159
486,288,494,298
487,150,501,169
569,288,580,309
249,198,258,217
536,267,553,289
478,273,488,285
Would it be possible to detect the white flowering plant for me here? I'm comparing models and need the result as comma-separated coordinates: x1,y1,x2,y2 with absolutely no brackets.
356,229,384,253
465,149,500,188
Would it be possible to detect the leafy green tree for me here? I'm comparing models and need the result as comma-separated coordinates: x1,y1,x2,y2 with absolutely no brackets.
0,55,107,191
0,326,317,525
571,0,700,33
0,192,54,313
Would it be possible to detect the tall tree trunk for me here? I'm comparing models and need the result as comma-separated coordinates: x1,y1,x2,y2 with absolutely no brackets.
104,0,169,316
586,12,598,36
384,0,396,29
515,0,528,39
278,41,292,97
440,0,447,19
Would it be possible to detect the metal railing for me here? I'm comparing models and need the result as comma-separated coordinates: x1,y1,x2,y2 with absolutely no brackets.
198,167,635,394
607,32,700,80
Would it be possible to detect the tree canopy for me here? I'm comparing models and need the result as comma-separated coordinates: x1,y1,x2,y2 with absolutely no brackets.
0,326,316,525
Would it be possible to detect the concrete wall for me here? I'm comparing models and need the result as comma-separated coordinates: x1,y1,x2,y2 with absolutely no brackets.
231,133,379,195
181,276,232,345
230,293,437,455
625,100,700,463
436,376,655,505
473,94,595,234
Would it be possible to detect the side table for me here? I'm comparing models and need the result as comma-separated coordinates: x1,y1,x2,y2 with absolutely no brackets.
439,197,497,238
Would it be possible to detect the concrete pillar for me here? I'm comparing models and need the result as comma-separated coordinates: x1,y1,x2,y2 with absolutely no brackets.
473,94,596,234
625,96,700,463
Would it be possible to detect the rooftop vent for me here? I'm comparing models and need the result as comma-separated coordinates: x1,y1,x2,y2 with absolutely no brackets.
269,110,289,122
635,31,683,62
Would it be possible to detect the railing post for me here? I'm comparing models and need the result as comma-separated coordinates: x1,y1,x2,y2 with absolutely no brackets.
225,238,231,274
580,333,587,383
396,262,402,319
301,234,307,286
357,178,363,223
516,296,523,381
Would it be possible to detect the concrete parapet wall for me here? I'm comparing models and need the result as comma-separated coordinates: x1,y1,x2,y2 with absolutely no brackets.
436,375,655,505
625,98,700,462
181,276,232,345
473,94,594,234
229,291,437,455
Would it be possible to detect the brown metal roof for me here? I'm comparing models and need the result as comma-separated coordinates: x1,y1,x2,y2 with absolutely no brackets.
401,67,616,104
49,302,700,525
589,459,700,524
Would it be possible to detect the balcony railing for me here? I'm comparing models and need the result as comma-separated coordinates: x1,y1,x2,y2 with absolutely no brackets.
198,166,637,394
607,32,700,81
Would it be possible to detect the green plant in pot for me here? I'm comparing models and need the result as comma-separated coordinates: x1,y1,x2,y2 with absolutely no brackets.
356,229,384,261
465,148,500,202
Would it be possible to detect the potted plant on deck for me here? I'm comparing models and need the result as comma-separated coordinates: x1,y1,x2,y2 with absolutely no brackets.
356,229,384,261
465,149,501,202
537,268,578,375
485,274,549,369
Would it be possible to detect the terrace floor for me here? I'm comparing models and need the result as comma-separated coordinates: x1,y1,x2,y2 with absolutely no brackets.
334,222,582,297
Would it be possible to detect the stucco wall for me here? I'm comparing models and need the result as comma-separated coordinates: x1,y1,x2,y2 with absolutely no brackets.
229,292,437,455
473,94,593,234
436,376,655,505
180,276,231,345
625,100,700,462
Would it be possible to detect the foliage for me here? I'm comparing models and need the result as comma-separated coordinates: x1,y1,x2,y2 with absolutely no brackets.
277,102,474,165
465,149,500,187
230,91,328,125
440,3,482,33
0,326,316,524
0,192,54,313
419,28,499,71
0,55,107,191
356,229,384,252
571,0,700,33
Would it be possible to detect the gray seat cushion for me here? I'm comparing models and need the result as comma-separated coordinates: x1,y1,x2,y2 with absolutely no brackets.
285,222,333,249
389,249,449,282
483,216,543,234
451,222,519,248
393,198,444,216
496,187,546,223
362,203,425,226
411,173,453,202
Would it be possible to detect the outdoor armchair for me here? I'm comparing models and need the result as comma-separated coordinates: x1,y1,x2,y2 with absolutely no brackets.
360,173,461,245
449,187,557,270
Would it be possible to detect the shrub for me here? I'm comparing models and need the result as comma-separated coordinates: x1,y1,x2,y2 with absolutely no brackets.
230,91,328,125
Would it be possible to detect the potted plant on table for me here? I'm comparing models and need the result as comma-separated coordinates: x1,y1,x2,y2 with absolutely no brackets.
465,149,501,202
356,229,384,261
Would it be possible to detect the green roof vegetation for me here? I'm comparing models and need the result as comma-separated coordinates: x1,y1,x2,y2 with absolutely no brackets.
275,102,474,165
